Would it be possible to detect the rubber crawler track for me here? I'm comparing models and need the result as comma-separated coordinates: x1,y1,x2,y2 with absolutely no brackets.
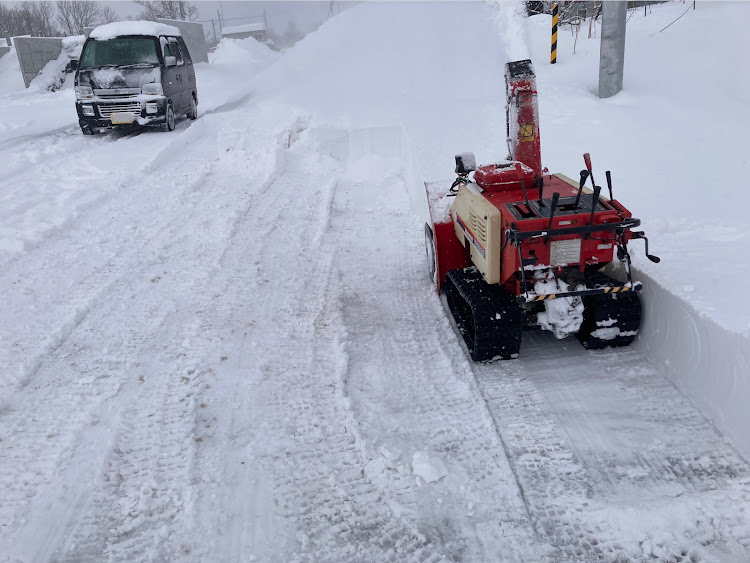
578,272,642,349
445,267,522,361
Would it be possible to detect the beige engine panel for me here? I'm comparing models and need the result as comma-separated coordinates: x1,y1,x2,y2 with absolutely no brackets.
450,183,502,284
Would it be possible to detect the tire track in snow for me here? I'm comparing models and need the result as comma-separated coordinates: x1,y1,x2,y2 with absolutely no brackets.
0,119,296,562
471,330,750,562
0,116,227,399
331,166,542,561
184,140,459,563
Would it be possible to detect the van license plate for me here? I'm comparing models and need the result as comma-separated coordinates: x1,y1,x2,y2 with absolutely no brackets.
110,112,134,125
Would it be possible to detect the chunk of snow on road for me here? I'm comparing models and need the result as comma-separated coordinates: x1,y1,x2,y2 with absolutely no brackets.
412,451,447,483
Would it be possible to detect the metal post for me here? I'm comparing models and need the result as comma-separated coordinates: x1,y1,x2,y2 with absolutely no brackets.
550,3,558,64
598,1,627,98
263,9,268,30
211,19,216,43
217,10,223,30
2,31,11,47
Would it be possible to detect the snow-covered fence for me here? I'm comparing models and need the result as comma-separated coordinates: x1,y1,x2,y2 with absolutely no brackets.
13,36,62,88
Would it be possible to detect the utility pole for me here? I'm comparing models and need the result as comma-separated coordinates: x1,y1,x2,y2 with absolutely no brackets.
211,19,217,44
217,9,223,31
598,1,627,98
263,9,268,31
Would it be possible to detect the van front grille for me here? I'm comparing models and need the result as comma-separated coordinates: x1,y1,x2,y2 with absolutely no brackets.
98,93,138,100
98,102,141,117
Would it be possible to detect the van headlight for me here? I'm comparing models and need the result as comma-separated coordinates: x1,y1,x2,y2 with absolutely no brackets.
75,85,93,100
141,83,163,96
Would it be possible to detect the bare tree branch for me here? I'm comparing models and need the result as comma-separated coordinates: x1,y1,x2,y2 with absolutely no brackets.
56,1,100,35
133,1,198,22
98,4,118,25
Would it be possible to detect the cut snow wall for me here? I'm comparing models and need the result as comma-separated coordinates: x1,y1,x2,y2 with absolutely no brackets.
157,19,209,63
634,268,750,460
13,37,63,88
313,126,406,163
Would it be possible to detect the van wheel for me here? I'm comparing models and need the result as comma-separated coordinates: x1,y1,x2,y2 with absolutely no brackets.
187,95,197,120
161,103,175,132
80,125,95,135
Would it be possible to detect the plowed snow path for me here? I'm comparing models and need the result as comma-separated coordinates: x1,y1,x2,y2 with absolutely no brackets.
2,102,750,563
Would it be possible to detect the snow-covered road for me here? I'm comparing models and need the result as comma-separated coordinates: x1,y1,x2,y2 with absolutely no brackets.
2,2,750,562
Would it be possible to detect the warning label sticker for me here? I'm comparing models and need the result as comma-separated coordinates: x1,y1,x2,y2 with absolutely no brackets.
550,238,581,265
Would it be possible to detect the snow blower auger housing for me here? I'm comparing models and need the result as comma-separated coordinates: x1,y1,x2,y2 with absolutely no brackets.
424,59,659,361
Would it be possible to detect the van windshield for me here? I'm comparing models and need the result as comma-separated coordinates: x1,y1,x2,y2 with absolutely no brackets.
80,37,159,68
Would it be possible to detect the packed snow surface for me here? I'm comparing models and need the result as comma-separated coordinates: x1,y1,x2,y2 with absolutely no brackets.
89,21,181,40
1,2,750,562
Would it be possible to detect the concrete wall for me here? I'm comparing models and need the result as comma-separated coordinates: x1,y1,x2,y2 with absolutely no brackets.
13,37,63,88
0,46,10,61
157,19,208,63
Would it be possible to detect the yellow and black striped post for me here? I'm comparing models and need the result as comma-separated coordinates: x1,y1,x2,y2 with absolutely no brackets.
550,3,558,64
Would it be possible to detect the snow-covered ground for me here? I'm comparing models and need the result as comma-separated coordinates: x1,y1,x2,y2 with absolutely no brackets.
1,2,750,562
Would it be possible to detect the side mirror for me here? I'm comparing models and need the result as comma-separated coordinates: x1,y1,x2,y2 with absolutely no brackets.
68,58,78,72
165,55,177,67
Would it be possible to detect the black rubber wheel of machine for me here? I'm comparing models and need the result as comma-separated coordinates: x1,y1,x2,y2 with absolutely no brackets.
445,267,523,361
424,223,436,285
578,272,642,350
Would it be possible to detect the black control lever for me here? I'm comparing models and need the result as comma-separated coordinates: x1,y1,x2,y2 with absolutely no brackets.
631,231,661,263
536,177,544,207
515,163,533,214
547,192,560,233
588,185,601,226
574,170,589,210
605,170,614,202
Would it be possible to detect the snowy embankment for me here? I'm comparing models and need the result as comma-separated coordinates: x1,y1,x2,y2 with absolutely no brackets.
521,2,750,459
1,3,750,562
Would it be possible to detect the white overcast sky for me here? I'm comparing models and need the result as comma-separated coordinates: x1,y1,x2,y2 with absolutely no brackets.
108,1,339,36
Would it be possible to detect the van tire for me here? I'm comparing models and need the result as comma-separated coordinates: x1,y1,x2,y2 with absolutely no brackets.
80,125,95,136
161,103,175,132
187,95,197,120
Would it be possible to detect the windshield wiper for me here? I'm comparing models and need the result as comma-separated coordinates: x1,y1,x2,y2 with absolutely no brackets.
120,63,157,69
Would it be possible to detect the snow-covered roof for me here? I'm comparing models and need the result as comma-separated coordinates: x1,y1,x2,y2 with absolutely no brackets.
89,21,181,41
221,23,266,35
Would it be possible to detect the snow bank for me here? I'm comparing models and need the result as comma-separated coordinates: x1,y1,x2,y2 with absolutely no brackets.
90,21,180,40
0,47,24,93
635,267,750,460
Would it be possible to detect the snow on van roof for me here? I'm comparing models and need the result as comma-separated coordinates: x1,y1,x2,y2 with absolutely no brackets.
89,21,181,41
222,23,266,35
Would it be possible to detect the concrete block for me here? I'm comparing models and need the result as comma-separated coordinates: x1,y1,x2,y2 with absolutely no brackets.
13,36,63,88
157,19,209,63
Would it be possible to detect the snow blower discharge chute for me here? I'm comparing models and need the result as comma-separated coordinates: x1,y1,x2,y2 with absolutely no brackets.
424,59,659,361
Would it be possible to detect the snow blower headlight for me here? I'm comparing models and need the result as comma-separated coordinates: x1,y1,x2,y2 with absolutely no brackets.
141,82,163,96
75,85,93,100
